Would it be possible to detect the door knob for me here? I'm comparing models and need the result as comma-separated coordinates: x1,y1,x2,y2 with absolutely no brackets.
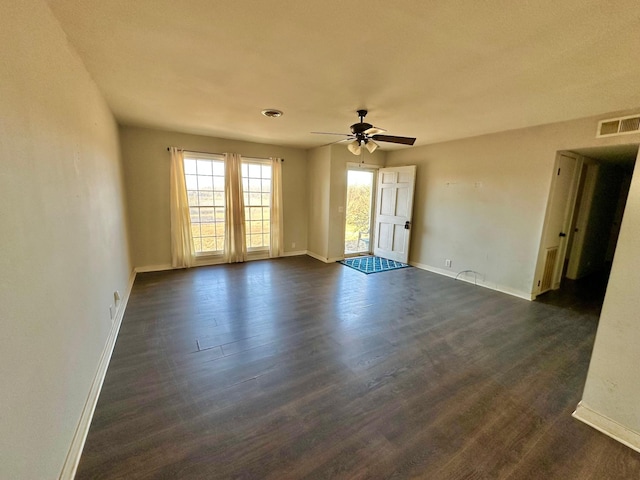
405,221,411,230
559,232,567,237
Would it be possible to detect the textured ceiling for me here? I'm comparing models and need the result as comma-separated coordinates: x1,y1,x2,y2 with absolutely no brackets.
47,0,640,149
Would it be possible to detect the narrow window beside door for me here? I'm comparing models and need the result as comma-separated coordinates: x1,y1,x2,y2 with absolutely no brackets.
345,169,375,255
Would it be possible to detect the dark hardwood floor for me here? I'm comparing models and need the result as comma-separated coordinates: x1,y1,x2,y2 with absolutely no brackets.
76,256,640,479
535,268,611,315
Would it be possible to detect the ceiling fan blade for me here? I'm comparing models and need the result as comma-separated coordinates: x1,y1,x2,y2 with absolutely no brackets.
311,131,352,136
371,134,416,145
318,138,352,147
364,126,386,135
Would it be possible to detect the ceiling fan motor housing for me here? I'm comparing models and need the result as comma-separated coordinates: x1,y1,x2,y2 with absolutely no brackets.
350,123,373,137
351,109,371,139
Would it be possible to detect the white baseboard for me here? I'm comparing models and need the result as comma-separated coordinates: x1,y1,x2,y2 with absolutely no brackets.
409,261,534,301
281,250,307,257
306,251,328,263
136,252,310,271
58,269,137,480
496,285,535,301
573,401,640,453
134,263,173,273
305,251,343,263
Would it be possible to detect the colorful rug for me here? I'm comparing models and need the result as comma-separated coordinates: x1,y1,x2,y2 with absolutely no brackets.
339,256,411,274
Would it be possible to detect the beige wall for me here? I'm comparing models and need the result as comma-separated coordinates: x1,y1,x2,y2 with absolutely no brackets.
386,109,640,298
0,1,131,478
306,146,331,259
120,126,308,269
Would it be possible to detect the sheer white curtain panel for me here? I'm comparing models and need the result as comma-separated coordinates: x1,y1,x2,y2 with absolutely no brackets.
224,153,247,263
169,147,196,268
270,158,284,258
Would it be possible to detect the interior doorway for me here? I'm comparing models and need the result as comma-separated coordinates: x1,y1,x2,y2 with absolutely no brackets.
344,168,376,256
536,144,637,303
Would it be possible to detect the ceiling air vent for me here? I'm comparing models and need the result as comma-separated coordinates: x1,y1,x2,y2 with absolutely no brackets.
620,116,640,133
597,114,640,137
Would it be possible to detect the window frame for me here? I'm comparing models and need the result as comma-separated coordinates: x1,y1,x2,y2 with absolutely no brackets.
182,152,273,261
241,157,272,254
183,152,226,258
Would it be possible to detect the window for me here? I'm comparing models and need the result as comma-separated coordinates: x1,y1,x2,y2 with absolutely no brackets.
184,153,226,254
183,153,273,256
242,159,272,251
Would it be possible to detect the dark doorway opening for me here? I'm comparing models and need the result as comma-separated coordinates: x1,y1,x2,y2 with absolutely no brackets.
537,144,637,315
535,267,611,315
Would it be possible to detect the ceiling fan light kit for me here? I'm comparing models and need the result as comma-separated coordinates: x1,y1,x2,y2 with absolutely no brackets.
365,140,379,153
312,109,416,155
347,140,362,155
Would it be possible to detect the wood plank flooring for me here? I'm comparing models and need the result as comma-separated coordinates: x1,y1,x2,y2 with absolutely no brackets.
75,256,640,479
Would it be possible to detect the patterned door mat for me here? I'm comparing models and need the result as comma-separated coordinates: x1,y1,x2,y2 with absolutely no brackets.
339,256,411,274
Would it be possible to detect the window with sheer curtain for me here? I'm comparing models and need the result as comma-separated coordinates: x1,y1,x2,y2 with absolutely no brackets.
182,153,277,257
183,153,227,254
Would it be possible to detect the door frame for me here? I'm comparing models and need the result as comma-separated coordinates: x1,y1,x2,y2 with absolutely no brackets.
343,163,380,257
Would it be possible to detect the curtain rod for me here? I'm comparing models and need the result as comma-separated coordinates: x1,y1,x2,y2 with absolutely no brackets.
167,147,283,162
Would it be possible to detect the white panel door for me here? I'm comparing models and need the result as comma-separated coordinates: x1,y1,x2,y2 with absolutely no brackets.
538,153,583,293
373,165,416,263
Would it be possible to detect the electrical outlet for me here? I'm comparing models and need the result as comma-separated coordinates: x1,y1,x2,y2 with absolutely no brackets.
445,259,452,268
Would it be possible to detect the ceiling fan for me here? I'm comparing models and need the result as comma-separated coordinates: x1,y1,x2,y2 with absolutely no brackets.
312,109,416,155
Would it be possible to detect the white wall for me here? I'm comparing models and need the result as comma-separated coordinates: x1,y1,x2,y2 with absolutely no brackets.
575,149,640,449
0,1,131,478
119,126,308,269
385,110,640,298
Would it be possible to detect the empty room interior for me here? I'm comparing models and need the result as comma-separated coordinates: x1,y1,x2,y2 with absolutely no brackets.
4,1,640,478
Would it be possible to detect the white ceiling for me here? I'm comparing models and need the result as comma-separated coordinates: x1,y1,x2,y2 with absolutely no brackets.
47,0,640,150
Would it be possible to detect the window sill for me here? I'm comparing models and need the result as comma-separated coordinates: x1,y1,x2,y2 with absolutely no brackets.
247,250,270,261
191,250,271,266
